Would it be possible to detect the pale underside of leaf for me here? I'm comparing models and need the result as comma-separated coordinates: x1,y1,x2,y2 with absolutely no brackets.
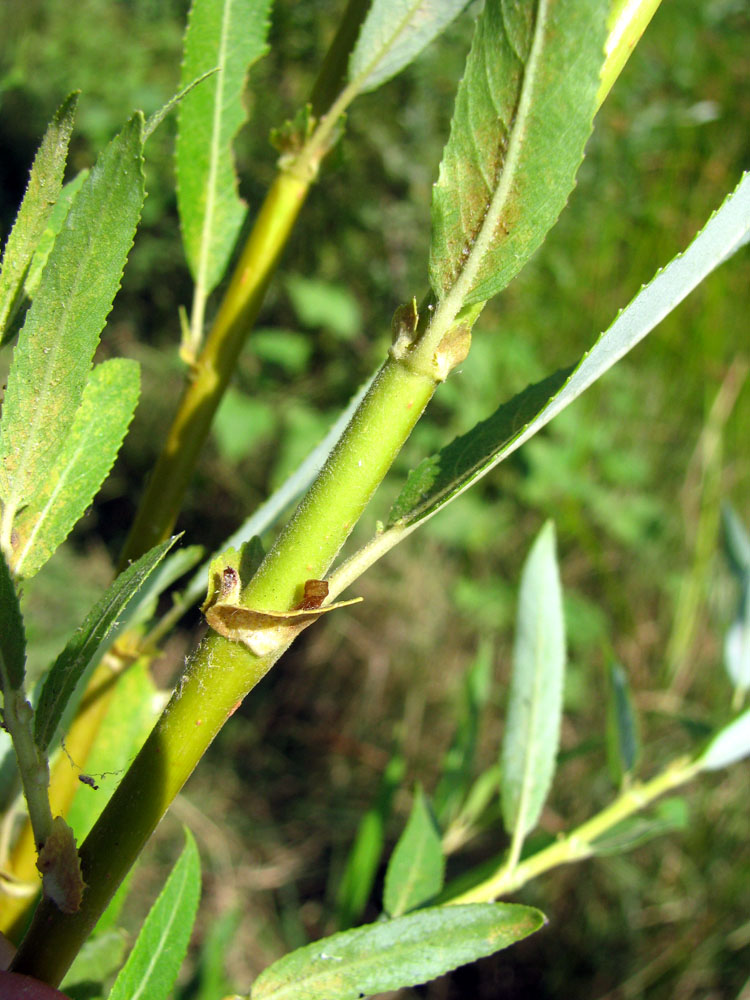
349,0,470,94
429,0,608,308
500,521,565,840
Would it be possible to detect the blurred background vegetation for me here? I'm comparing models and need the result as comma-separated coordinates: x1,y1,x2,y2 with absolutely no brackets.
1,1,750,997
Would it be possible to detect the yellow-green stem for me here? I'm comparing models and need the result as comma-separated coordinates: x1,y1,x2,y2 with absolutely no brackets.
447,755,699,904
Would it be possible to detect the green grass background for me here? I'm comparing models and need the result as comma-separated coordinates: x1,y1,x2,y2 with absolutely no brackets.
1,1,750,997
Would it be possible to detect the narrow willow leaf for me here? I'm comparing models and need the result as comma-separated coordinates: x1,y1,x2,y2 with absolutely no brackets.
429,0,608,306
176,0,272,295
606,662,640,784
23,170,89,302
0,549,26,690
698,708,750,771
337,753,405,929
384,786,444,917
0,93,78,341
500,522,565,841
390,172,750,531
107,829,201,1000
12,359,140,579
724,599,750,694
349,0,469,94
34,537,177,753
590,797,689,857
0,114,145,534
251,903,544,1000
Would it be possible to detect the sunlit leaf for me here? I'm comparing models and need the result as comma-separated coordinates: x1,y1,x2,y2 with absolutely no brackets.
107,829,201,1000
0,93,78,341
698,708,750,771
251,903,544,1000
12,358,140,579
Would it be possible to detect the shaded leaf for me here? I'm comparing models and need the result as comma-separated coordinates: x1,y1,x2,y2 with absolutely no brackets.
337,753,405,929
429,0,608,305
107,830,201,1000
721,502,750,578
0,93,78,341
384,786,444,917
349,0,470,94
433,638,493,826
176,0,272,295
61,929,128,996
389,172,750,532
34,537,177,754
606,662,640,785
251,902,544,1000
0,549,26,690
590,797,689,856
698,708,750,771
500,522,565,841
12,358,140,579
0,114,145,535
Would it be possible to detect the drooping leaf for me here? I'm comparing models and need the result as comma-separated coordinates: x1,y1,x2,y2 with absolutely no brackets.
606,662,640,785
250,902,544,1000
176,0,273,297
698,708,750,771
0,549,26,690
107,829,201,1000
336,753,405,929
34,537,177,754
389,172,750,532
12,358,140,579
384,786,444,917
349,0,470,94
429,0,608,306
0,114,145,534
590,797,689,856
500,521,565,841
0,93,78,341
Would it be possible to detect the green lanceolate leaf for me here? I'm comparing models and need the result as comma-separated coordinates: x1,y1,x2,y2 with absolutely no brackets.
34,537,177,754
0,93,78,342
0,549,26,690
251,902,544,1000
176,0,273,297
429,0,608,307
22,170,89,303
0,114,145,546
349,0,470,94
722,502,750,579
500,522,565,842
107,829,201,1000
698,707,750,771
389,172,750,532
606,662,640,784
590,797,689,857
12,358,140,579
384,786,444,917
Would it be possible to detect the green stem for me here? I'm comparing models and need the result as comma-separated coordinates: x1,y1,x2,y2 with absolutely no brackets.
12,346,441,984
446,755,699,904
118,0,372,569
0,687,53,852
